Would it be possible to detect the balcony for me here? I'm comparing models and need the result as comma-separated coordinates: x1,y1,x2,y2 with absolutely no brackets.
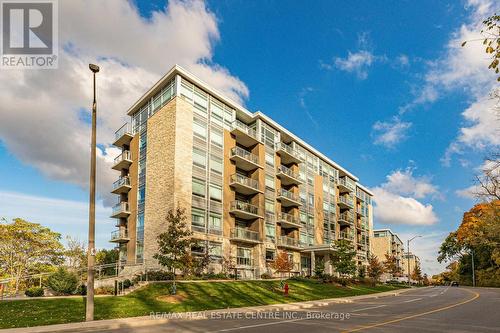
110,229,130,243
338,177,355,193
356,207,365,216
277,188,301,207
230,227,260,244
236,256,254,267
113,123,133,147
111,202,131,219
111,176,131,194
338,212,354,226
231,120,259,147
278,212,301,229
338,195,354,209
339,231,354,241
229,200,262,219
229,174,262,195
230,147,261,171
357,250,367,261
275,142,302,164
276,165,302,186
278,235,302,250
112,150,132,171
356,189,365,201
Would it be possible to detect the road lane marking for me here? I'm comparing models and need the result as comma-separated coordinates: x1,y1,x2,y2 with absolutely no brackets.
214,318,306,332
403,298,422,303
341,289,480,333
352,305,387,312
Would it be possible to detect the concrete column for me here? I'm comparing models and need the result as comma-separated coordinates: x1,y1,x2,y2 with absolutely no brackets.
325,253,332,275
310,251,315,276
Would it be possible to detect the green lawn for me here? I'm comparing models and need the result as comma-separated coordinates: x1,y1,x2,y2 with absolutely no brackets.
0,280,405,328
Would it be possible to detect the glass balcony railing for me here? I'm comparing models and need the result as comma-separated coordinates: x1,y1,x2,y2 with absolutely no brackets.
230,146,259,165
110,229,129,241
278,212,300,226
278,188,300,202
230,200,261,216
278,235,301,248
276,165,302,183
231,227,259,242
236,256,254,267
111,202,130,216
275,142,301,161
230,174,260,191
232,120,257,139
339,211,354,223
339,231,354,241
338,195,354,207
338,177,355,191
114,150,131,165
114,123,133,142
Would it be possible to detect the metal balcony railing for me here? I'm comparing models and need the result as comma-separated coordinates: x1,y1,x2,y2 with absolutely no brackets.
338,177,355,191
112,202,130,215
230,200,260,216
275,142,301,160
339,211,354,223
278,188,300,202
278,235,301,248
231,227,259,242
278,212,300,225
115,123,133,141
230,146,259,165
114,150,131,165
112,176,130,190
230,174,260,190
277,165,301,180
232,120,257,139
338,195,354,207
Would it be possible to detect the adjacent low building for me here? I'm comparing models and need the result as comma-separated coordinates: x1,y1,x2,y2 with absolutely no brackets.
402,252,420,281
110,65,374,278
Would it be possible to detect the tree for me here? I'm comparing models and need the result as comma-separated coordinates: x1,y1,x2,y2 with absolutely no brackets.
422,273,430,286
47,267,78,295
65,236,86,270
95,248,119,276
367,254,385,285
473,154,500,201
0,218,64,294
358,265,366,279
269,251,294,281
153,207,194,294
331,240,357,278
383,254,402,278
411,263,423,284
462,14,500,82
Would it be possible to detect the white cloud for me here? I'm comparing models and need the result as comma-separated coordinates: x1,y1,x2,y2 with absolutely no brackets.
372,169,439,226
0,0,248,206
372,118,412,148
396,54,410,67
333,50,376,80
0,191,113,249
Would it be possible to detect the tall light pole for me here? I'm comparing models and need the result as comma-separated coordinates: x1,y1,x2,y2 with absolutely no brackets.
86,63,99,322
407,235,421,286
471,249,475,287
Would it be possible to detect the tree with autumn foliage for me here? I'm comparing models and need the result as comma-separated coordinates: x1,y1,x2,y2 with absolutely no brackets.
411,263,423,284
383,253,402,279
269,251,294,281
367,254,385,285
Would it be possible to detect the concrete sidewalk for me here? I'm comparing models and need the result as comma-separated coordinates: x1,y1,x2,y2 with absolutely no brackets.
2,287,423,333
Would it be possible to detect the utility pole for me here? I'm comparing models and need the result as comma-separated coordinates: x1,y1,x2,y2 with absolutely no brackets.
86,63,100,321
407,235,421,286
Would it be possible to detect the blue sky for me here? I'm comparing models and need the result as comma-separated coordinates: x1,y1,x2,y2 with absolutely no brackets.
0,0,498,275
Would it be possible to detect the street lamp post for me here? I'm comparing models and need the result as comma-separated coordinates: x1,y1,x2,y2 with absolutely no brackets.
407,235,421,286
86,63,99,322
471,249,475,287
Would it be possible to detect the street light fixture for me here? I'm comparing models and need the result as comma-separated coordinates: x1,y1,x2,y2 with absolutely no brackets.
86,63,99,322
407,235,421,286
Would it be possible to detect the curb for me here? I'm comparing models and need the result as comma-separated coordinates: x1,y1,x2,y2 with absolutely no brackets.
2,287,422,333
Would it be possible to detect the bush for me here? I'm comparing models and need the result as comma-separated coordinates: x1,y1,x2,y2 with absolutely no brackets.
122,279,132,289
76,284,87,295
260,273,272,279
145,270,174,281
202,272,229,280
25,287,44,297
95,286,115,295
47,267,78,295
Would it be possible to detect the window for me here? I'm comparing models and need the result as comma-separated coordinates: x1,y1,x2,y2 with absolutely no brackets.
210,154,222,174
265,250,275,261
211,128,223,147
209,242,222,257
308,193,314,206
193,147,207,169
191,208,205,227
193,87,208,113
192,178,206,197
300,232,307,244
191,241,206,255
300,212,307,223
209,184,222,202
224,109,234,127
265,174,275,190
209,213,221,231
193,118,207,139
265,223,275,240
265,199,275,213
265,152,274,166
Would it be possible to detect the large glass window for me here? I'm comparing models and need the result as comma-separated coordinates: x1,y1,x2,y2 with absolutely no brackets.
209,184,222,202
265,223,275,240
265,174,275,190
193,147,207,169
265,152,274,166
265,199,275,213
209,242,222,257
209,214,222,231
191,208,205,227
210,154,222,174
211,128,223,147
193,118,207,139
192,178,206,197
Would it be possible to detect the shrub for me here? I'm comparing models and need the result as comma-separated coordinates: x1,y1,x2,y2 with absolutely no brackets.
95,286,115,295
145,270,174,281
123,279,132,289
47,267,78,295
260,273,272,279
25,287,44,297
76,284,87,295
202,272,229,280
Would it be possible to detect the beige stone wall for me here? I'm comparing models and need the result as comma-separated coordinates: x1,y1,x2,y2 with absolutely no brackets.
126,134,139,263
314,175,324,244
371,236,391,262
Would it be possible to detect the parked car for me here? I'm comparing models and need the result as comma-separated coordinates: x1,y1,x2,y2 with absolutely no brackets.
450,281,459,287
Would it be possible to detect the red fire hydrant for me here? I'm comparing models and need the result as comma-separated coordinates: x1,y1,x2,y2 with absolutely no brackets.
284,283,289,297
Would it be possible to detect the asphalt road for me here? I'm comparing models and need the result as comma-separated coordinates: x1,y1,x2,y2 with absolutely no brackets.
92,286,499,333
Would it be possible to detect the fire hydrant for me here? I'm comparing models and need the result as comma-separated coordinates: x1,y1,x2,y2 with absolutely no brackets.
284,283,289,296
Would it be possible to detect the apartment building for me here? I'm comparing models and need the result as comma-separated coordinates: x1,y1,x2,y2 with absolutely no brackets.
372,229,404,279
402,252,420,280
110,65,373,278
